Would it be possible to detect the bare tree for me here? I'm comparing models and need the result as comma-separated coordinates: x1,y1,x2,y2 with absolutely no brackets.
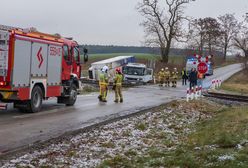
188,18,207,55
233,19,248,69
188,17,221,56
138,0,194,63
218,14,239,60
202,17,221,56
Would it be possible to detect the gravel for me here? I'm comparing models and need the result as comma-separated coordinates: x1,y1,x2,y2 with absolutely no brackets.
1,100,217,168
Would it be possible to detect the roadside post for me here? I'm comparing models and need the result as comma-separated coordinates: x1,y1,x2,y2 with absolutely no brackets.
217,79,222,88
195,86,199,99
199,85,202,97
191,87,195,100
186,88,190,102
211,79,216,89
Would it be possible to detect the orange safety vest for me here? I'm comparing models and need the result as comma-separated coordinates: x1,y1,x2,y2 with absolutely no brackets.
198,72,204,79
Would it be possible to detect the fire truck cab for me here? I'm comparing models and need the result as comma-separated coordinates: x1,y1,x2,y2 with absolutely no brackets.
0,25,87,112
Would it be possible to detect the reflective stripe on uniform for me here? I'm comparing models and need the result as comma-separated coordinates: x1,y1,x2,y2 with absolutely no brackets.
115,74,123,86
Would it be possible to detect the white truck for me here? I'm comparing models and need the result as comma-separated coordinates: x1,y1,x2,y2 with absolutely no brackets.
122,63,153,83
88,56,153,84
88,56,135,81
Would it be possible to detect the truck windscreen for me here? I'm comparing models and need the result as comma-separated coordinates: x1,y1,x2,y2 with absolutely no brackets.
123,67,145,76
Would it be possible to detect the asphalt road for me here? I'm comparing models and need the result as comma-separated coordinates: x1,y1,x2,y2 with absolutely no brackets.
0,63,243,155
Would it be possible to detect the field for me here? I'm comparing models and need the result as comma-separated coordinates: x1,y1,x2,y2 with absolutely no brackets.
81,53,239,77
214,56,239,68
81,53,187,76
88,53,159,61
83,53,186,65
220,69,248,95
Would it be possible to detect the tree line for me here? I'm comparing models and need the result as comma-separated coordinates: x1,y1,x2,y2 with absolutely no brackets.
137,0,248,64
78,45,222,58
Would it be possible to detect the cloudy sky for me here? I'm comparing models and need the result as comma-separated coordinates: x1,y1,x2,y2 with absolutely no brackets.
1,0,248,46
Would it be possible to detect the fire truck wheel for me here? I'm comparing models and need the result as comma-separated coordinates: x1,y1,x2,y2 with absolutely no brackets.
28,86,43,112
66,84,77,106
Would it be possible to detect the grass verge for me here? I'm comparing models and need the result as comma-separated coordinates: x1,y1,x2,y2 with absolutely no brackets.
98,100,248,168
221,69,248,94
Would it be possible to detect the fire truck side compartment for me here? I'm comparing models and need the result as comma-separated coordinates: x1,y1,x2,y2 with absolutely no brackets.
12,39,32,87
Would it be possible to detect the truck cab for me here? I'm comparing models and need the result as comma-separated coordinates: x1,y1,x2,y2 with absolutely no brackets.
122,63,153,83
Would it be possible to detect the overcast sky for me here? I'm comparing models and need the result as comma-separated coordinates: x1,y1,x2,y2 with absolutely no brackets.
1,0,248,46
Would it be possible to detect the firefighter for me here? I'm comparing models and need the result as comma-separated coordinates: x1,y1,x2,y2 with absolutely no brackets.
158,68,165,86
164,67,171,87
171,67,179,87
113,68,123,103
98,66,109,102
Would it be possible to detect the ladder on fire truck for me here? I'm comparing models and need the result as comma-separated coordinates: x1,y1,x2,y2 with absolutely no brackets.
0,24,24,31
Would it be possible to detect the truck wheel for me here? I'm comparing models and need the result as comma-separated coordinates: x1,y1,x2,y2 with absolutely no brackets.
66,84,77,106
27,86,43,113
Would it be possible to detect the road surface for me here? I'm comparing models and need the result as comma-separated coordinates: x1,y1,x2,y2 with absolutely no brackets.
0,63,242,155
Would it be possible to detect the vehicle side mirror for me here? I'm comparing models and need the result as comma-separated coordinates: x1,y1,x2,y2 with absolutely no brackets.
147,68,153,75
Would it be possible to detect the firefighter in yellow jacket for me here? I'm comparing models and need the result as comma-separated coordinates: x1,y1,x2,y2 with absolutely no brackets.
171,67,179,87
98,66,109,102
113,68,123,103
164,67,171,87
158,68,165,86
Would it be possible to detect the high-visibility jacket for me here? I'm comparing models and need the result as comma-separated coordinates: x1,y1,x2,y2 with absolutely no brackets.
99,73,109,86
158,71,165,78
164,71,170,78
114,74,123,86
182,70,188,78
171,71,178,79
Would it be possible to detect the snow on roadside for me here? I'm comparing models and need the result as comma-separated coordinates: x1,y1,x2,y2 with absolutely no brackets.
1,100,215,168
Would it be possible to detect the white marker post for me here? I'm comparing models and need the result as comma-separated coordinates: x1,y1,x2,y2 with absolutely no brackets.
186,88,190,102
199,85,202,97
191,87,195,100
195,86,199,99
216,79,219,88
212,79,216,89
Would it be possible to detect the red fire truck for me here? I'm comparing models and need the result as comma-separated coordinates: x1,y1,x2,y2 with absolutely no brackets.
0,25,87,112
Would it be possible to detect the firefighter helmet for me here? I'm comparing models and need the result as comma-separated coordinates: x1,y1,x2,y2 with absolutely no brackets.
102,66,109,72
116,67,121,73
